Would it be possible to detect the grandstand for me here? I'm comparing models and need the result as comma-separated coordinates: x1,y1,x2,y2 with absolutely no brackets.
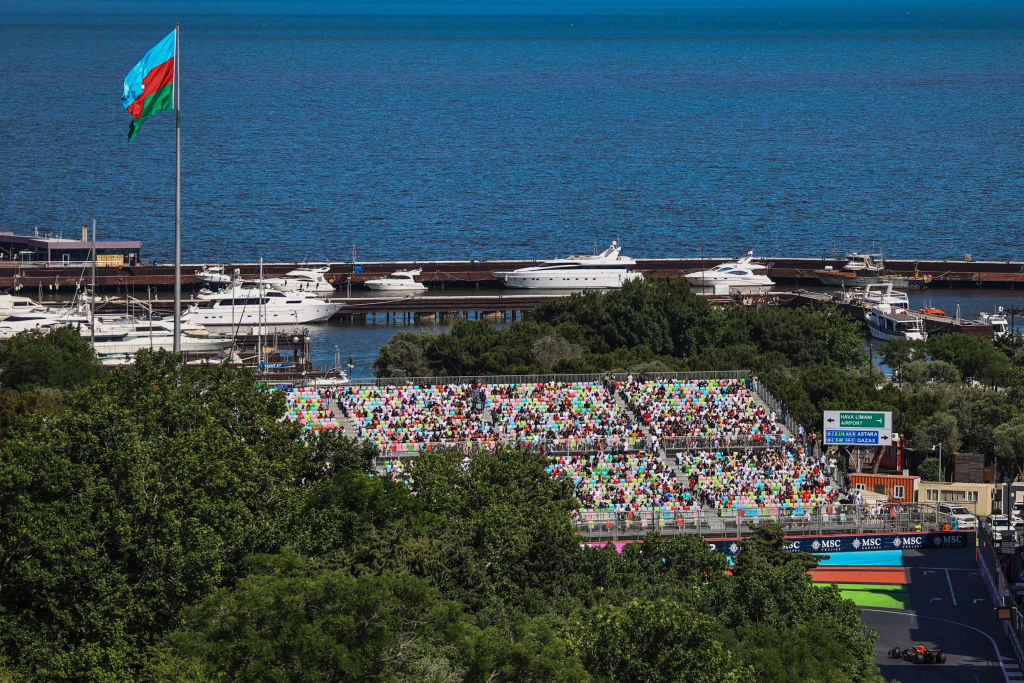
279,372,841,529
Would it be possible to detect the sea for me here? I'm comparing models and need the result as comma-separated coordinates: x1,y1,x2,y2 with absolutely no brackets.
1,1,1023,374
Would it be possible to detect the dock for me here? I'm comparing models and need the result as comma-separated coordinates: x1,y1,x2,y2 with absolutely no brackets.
4,254,1024,295
785,290,994,336
77,289,997,337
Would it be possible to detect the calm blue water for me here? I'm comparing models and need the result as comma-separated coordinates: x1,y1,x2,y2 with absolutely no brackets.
1,3,1022,266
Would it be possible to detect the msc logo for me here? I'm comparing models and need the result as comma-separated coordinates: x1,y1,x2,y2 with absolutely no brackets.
852,537,883,550
811,539,843,551
785,541,801,551
933,535,964,546
895,536,924,548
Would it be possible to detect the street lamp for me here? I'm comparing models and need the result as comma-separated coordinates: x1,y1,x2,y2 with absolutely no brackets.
932,443,943,482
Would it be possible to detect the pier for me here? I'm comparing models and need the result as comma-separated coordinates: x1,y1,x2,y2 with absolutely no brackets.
785,290,996,336
73,289,1000,338
4,254,1024,295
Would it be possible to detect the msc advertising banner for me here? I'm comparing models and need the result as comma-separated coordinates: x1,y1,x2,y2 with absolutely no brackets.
705,531,975,556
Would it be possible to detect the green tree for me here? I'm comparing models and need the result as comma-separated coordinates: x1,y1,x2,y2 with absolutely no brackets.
0,327,102,390
909,410,959,453
725,525,880,681
532,333,583,369
927,334,1014,387
918,456,940,481
409,447,584,612
993,416,1024,480
147,556,475,682
566,598,753,683
0,352,312,679
372,330,436,378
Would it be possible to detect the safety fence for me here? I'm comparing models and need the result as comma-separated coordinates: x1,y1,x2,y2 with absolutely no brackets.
354,370,750,388
977,525,1024,666
371,434,657,463
661,433,796,452
572,502,973,542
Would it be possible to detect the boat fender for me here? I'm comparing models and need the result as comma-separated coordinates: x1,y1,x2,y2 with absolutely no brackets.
617,256,622,260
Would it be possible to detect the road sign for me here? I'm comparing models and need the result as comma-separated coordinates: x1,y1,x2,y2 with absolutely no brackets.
823,410,893,446
823,429,892,446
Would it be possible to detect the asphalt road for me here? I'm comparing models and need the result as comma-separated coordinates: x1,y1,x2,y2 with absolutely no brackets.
861,548,1012,683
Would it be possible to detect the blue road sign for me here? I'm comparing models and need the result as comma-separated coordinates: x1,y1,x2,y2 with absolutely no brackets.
824,429,889,445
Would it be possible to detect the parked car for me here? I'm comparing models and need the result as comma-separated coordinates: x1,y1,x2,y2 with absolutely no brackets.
985,514,1021,542
938,503,977,530
1010,501,1024,524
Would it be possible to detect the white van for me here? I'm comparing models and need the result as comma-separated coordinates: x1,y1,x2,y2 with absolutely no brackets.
938,503,977,530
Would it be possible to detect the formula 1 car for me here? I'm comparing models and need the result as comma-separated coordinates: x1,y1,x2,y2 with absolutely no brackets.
887,644,946,664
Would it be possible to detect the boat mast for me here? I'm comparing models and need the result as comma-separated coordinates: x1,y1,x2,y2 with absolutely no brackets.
173,21,182,353
699,236,706,290
90,218,96,350
257,257,263,374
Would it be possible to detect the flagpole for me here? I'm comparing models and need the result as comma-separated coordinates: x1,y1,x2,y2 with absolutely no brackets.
173,22,182,353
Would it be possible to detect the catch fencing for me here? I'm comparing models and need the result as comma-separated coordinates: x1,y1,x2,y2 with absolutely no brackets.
977,524,1024,666
354,370,750,388
572,502,973,542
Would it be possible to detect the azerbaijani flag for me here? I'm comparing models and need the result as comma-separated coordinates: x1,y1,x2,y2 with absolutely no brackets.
121,29,176,141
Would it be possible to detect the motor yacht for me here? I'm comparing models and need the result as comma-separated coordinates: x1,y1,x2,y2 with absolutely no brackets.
197,265,335,294
839,283,910,311
0,292,47,320
684,252,774,291
0,307,90,339
196,265,237,286
865,304,928,341
364,269,428,292
816,252,931,289
491,241,644,289
85,316,234,356
184,282,341,331
262,266,336,293
976,307,1010,338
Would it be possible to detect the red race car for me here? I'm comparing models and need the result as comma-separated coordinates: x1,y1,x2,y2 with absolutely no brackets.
888,644,946,664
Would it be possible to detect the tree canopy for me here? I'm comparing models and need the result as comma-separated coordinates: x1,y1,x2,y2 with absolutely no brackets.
0,341,882,681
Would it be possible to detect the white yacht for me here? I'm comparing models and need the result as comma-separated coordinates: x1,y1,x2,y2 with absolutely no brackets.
196,265,237,286
840,283,910,311
184,283,341,331
0,307,90,339
263,266,336,293
684,252,774,291
197,266,335,294
866,304,928,341
363,269,427,292
87,316,234,356
491,241,644,289
0,292,47,320
976,307,1010,338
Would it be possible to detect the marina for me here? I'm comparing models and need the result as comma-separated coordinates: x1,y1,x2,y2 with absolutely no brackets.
5,253,1024,295
29,288,1010,339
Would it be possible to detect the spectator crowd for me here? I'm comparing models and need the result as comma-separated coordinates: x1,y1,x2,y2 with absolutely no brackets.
279,377,834,514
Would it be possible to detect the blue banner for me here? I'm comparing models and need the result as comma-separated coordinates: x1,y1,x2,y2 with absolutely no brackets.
706,531,976,555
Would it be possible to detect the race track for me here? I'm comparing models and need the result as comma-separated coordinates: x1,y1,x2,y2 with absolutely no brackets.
816,548,1015,682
